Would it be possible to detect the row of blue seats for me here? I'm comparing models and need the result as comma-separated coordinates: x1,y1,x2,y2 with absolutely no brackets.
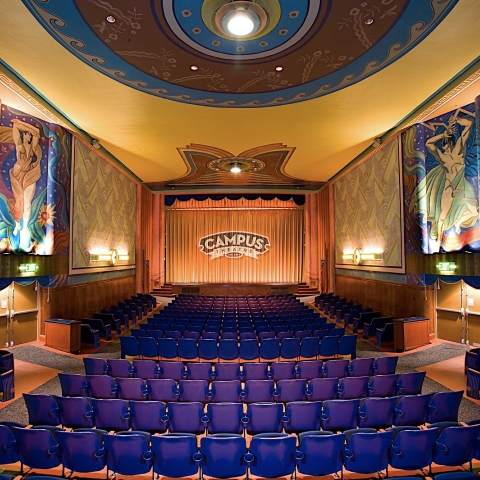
58,373,425,404
7,423,480,479
119,334,357,360
148,314,326,327
131,327,345,342
23,392,463,433
84,356,398,380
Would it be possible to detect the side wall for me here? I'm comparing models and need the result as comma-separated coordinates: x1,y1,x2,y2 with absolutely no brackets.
38,275,135,334
336,274,436,333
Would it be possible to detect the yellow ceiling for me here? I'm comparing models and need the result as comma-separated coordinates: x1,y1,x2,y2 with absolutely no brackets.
1,0,479,189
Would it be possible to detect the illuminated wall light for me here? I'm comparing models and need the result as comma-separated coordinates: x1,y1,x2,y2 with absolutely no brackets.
342,249,383,265
90,249,130,265
19,263,38,274
437,262,456,275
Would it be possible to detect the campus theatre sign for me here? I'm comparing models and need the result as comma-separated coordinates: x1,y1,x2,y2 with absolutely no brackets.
199,231,271,260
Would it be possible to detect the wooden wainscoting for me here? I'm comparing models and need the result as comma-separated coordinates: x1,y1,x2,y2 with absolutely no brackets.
335,274,436,334
38,275,136,335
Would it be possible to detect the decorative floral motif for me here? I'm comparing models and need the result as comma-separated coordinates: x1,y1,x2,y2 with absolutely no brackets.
192,27,201,34
182,10,192,17
259,41,268,47
236,46,245,52
279,29,288,35
212,40,220,46
289,11,299,18
37,203,56,228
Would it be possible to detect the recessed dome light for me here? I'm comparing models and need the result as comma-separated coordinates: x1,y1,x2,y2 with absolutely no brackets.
365,18,374,25
190,65,199,71
230,163,242,173
225,9,256,36
275,66,283,72
215,2,267,40
106,15,116,23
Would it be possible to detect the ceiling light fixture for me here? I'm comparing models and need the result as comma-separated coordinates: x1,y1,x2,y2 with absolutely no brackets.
190,65,199,71
230,163,242,173
275,66,283,72
106,15,116,23
215,1,267,39
365,18,374,25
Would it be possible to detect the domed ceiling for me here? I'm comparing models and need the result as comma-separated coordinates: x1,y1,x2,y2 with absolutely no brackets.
23,0,456,107
1,0,479,190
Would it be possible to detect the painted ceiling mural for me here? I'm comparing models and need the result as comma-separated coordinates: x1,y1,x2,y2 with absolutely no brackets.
22,0,457,107
146,143,323,192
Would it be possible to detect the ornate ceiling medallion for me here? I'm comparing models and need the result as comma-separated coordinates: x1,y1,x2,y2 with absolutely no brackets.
207,157,266,173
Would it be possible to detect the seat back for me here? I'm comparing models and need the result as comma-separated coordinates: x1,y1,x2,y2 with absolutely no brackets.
205,403,245,434
389,427,439,470
274,379,307,403
58,373,88,397
249,433,297,478
57,429,106,473
297,431,345,476
23,393,60,426
129,400,167,433
245,402,284,435
358,397,397,429
343,430,393,474
200,434,247,478
434,424,480,467
91,398,130,431
321,399,360,431
0,425,19,464
53,395,94,429
168,402,206,434
283,401,322,434
427,391,464,423
12,427,61,471
104,433,152,476
243,380,274,403
151,433,200,477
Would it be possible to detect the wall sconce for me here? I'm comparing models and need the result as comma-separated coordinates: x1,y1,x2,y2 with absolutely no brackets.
90,249,119,266
343,248,383,265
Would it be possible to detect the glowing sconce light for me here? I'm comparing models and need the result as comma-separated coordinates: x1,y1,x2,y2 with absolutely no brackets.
437,262,456,275
342,248,383,265
90,249,129,266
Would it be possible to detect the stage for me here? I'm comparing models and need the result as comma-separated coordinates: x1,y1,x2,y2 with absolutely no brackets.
171,283,298,296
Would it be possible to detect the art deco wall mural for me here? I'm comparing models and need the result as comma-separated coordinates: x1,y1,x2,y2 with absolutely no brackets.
0,102,71,256
403,101,479,254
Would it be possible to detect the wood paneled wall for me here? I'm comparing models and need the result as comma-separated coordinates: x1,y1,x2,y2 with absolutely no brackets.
305,186,334,293
136,186,164,293
38,275,135,335
336,274,436,333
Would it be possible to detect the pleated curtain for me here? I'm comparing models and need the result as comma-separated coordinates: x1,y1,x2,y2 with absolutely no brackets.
165,198,305,283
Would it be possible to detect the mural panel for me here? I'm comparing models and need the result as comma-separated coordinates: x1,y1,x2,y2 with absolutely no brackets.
71,139,136,271
404,102,479,254
0,103,70,255
334,137,403,270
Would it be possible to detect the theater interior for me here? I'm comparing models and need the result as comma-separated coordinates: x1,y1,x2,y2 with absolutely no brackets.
1,1,480,479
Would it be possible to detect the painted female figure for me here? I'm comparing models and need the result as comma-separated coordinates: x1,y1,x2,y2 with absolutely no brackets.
8,118,42,249
409,111,478,251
